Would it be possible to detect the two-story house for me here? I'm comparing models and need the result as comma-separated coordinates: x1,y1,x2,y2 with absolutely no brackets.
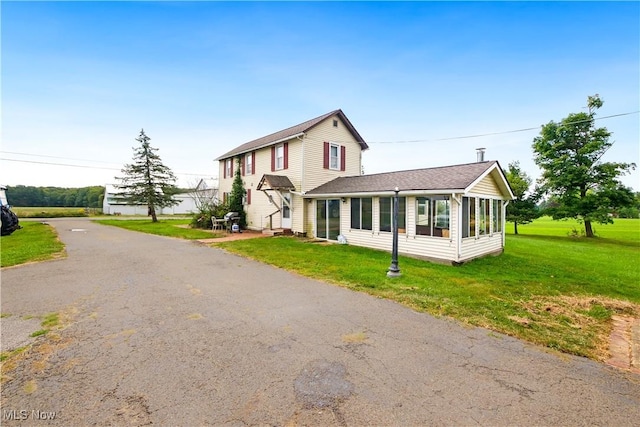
217,110,514,264
216,109,368,235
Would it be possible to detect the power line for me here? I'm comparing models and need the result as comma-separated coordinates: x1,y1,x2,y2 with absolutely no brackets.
0,151,121,165
2,109,636,169
363,110,639,144
1,158,120,170
0,158,216,178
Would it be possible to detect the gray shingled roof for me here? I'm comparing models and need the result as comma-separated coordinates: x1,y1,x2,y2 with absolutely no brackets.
216,109,368,160
305,161,500,195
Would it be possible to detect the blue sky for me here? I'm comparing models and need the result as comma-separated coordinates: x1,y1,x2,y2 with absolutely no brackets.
2,1,639,191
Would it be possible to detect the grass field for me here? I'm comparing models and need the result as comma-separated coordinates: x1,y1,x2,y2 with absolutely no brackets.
12,207,91,218
95,219,223,239
215,217,640,360
0,222,65,267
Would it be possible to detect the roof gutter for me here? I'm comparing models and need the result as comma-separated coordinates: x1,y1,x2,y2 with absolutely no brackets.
303,189,466,198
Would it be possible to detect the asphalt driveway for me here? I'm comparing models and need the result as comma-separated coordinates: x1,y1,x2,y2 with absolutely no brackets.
1,219,639,426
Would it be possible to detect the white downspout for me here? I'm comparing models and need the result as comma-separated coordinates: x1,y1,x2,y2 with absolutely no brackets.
452,193,462,263
298,134,305,234
502,200,510,248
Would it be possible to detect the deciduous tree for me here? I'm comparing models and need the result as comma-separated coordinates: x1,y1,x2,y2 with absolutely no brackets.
532,95,636,237
115,129,179,222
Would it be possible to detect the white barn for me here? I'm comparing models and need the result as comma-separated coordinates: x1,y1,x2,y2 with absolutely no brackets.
102,179,218,216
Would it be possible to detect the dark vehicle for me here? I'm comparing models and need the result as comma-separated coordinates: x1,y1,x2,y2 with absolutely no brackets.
0,185,21,236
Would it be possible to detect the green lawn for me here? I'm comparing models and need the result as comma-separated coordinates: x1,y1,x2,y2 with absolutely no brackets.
0,222,65,267
506,216,640,243
215,218,640,360
95,219,223,239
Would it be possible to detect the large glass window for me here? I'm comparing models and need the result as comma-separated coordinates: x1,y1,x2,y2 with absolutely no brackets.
328,199,340,240
416,197,430,236
417,196,450,237
493,199,502,233
435,199,450,229
479,198,490,235
351,197,373,230
464,197,496,238
379,197,406,233
462,197,476,238
316,200,327,239
316,199,341,240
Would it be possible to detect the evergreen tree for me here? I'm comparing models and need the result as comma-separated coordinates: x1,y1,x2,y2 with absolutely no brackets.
532,95,636,237
115,129,179,222
228,158,247,228
504,161,540,234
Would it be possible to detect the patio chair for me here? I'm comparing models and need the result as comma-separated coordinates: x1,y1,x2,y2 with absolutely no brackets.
211,216,226,231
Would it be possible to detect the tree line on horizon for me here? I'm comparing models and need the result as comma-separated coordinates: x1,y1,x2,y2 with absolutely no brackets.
6,185,105,208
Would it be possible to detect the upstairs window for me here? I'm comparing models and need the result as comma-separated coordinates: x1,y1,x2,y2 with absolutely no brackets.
330,144,339,170
271,143,288,171
276,145,284,170
245,152,254,175
324,142,346,171
225,159,232,179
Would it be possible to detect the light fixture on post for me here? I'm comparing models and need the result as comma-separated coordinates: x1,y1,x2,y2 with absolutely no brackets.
387,186,401,278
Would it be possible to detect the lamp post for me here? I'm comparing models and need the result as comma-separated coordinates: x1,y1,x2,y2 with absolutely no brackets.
387,186,401,277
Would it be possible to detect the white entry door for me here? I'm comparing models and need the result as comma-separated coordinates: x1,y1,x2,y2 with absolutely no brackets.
281,192,292,229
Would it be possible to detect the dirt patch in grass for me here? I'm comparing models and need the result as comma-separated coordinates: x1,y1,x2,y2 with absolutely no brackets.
521,295,640,361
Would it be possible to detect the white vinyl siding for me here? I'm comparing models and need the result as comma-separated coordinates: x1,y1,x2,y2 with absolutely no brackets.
470,174,503,197
459,233,504,261
341,196,458,263
303,115,363,192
